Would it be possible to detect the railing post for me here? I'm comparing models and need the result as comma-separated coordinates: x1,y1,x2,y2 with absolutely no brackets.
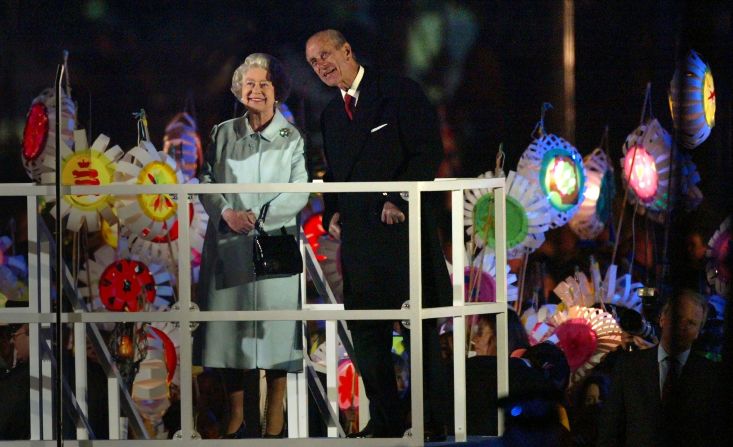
407,182,423,446
451,188,468,442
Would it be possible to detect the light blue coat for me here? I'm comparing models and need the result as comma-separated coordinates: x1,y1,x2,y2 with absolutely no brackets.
195,110,309,371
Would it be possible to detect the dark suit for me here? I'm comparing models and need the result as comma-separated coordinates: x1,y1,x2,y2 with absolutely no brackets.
320,67,451,435
597,347,722,447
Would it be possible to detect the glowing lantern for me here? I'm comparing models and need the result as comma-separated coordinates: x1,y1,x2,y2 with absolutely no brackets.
517,134,586,228
669,50,715,149
118,334,135,359
21,88,76,182
531,306,622,384
620,119,672,223
706,216,732,296
569,148,615,240
162,112,203,181
464,171,551,259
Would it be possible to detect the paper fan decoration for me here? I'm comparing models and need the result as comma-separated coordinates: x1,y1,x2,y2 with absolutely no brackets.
337,359,359,410
517,134,587,228
569,148,615,240
464,170,551,259
126,198,208,283
669,50,716,149
620,119,672,223
553,262,644,314
537,306,622,383
132,358,171,424
678,152,703,211
522,304,559,345
449,247,519,304
21,88,76,182
78,244,175,313
706,216,731,296
41,130,123,232
162,112,203,181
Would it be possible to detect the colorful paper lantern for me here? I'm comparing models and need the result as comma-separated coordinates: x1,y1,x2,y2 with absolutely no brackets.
147,323,179,386
41,130,123,232
669,50,716,149
337,359,359,410
569,148,615,240
517,134,586,228
21,88,76,182
553,262,643,314
620,119,672,223
535,306,622,384
706,216,731,296
449,247,518,304
464,170,551,259
162,112,203,181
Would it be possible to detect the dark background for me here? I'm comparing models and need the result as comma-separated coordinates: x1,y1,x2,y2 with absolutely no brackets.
1,0,731,283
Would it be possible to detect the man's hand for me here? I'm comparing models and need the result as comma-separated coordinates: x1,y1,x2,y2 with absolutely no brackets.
328,212,342,241
222,209,256,234
381,201,405,224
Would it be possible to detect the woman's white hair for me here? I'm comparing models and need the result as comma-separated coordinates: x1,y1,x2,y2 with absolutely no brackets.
230,53,291,104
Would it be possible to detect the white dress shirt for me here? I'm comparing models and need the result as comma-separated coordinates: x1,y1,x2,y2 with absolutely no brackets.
340,65,365,106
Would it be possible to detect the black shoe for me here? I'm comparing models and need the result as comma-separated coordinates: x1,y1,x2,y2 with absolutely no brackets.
346,422,376,438
263,427,285,438
221,423,246,439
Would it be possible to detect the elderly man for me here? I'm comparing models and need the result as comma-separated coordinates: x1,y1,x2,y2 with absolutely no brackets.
305,29,450,440
598,290,722,447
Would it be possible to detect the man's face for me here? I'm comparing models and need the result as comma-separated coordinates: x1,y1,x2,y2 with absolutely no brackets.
660,297,704,353
10,325,29,364
305,35,357,90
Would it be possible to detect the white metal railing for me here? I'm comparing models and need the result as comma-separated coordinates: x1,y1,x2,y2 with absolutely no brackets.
0,178,508,446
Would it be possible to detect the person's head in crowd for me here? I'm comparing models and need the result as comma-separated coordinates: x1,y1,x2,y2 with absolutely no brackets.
6,323,29,367
305,29,360,90
659,289,707,355
573,372,610,409
523,342,571,393
438,319,453,361
470,309,531,357
471,314,497,356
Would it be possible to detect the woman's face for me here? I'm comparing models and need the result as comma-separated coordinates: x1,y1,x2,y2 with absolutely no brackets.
471,319,497,356
584,383,601,406
240,67,276,114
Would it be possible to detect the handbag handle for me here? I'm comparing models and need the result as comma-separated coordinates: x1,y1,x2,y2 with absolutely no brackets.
255,201,272,234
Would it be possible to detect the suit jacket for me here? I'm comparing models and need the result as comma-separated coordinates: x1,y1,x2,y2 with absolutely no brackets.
597,346,722,447
320,68,450,312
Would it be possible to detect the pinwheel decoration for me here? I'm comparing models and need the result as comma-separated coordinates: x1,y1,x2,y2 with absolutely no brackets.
522,304,559,345
464,170,551,259
450,247,519,304
21,88,76,182
621,119,672,223
78,244,175,313
162,112,203,181
533,306,622,383
669,50,716,149
706,216,731,296
517,134,586,228
569,148,615,240
41,130,123,232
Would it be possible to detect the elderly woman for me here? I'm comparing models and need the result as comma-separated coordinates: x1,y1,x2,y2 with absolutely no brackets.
195,53,309,438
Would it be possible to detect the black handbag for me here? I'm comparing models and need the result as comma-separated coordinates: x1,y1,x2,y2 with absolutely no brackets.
252,202,303,278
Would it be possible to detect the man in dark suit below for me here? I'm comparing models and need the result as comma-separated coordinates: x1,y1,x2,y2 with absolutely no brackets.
305,29,451,440
598,290,722,447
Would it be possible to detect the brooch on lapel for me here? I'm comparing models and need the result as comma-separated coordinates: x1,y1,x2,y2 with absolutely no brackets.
279,128,291,137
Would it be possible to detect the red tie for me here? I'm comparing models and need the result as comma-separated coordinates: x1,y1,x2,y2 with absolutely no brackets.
344,94,355,120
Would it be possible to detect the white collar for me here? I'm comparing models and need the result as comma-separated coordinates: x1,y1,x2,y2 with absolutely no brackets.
340,65,365,103
657,344,691,367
